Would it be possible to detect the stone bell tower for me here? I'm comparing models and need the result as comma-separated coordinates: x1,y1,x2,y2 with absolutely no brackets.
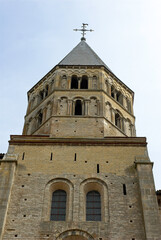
0,25,160,240
23,39,135,139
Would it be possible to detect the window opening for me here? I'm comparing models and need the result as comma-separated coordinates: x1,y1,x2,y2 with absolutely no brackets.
74,153,77,161
50,153,53,161
116,91,123,105
115,113,121,129
38,112,43,126
123,184,127,195
22,152,25,160
50,190,67,221
111,86,115,98
97,164,100,173
71,75,78,89
75,100,82,115
86,191,101,221
80,75,88,89
45,85,49,97
39,90,44,100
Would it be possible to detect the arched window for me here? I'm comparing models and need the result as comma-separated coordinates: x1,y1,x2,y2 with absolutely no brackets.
39,90,44,101
75,100,82,115
126,98,131,113
71,75,78,89
37,111,43,126
116,91,123,105
115,113,121,129
45,85,49,97
50,190,67,221
111,86,115,98
81,75,88,89
86,191,101,221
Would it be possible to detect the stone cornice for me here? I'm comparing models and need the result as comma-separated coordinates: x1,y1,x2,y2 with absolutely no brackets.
9,135,147,147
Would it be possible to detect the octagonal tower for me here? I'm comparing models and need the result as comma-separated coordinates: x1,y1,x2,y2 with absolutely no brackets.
23,40,135,138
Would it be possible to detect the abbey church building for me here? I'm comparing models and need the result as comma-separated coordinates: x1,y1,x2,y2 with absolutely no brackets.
0,26,161,240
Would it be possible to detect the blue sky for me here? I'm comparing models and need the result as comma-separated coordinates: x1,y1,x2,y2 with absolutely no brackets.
1,0,161,189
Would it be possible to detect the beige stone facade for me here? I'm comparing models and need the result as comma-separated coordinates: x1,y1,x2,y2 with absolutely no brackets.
0,40,160,240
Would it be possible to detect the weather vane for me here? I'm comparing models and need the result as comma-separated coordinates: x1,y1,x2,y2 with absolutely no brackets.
73,23,94,41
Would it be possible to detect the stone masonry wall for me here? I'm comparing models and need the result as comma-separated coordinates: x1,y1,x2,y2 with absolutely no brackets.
1,139,152,240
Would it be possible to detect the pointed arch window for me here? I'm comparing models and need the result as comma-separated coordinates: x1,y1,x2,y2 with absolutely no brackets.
86,191,101,221
71,75,78,89
50,190,67,221
80,75,88,89
75,100,82,115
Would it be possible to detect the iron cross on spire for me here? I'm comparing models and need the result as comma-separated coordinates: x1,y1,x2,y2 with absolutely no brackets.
73,23,94,41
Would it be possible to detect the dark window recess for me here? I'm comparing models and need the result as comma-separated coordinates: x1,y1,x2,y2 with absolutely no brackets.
75,100,82,115
97,164,100,173
71,75,78,89
123,184,127,195
22,152,25,160
74,153,77,161
38,112,43,126
86,191,101,221
50,153,53,161
111,86,115,98
80,76,88,89
50,190,66,221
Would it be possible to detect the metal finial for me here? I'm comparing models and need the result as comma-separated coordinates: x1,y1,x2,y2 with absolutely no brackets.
73,23,94,41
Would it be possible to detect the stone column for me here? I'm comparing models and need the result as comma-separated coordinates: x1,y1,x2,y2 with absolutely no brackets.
48,81,52,94
124,119,131,136
46,104,52,120
106,102,111,121
54,73,60,88
67,76,71,89
135,157,161,239
131,124,136,137
42,107,47,122
78,78,81,89
123,96,127,109
0,155,17,240
88,76,92,89
51,79,55,92
67,100,72,115
84,100,90,116
107,83,111,95
122,117,125,132
57,99,61,115
34,95,40,106
111,108,115,124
